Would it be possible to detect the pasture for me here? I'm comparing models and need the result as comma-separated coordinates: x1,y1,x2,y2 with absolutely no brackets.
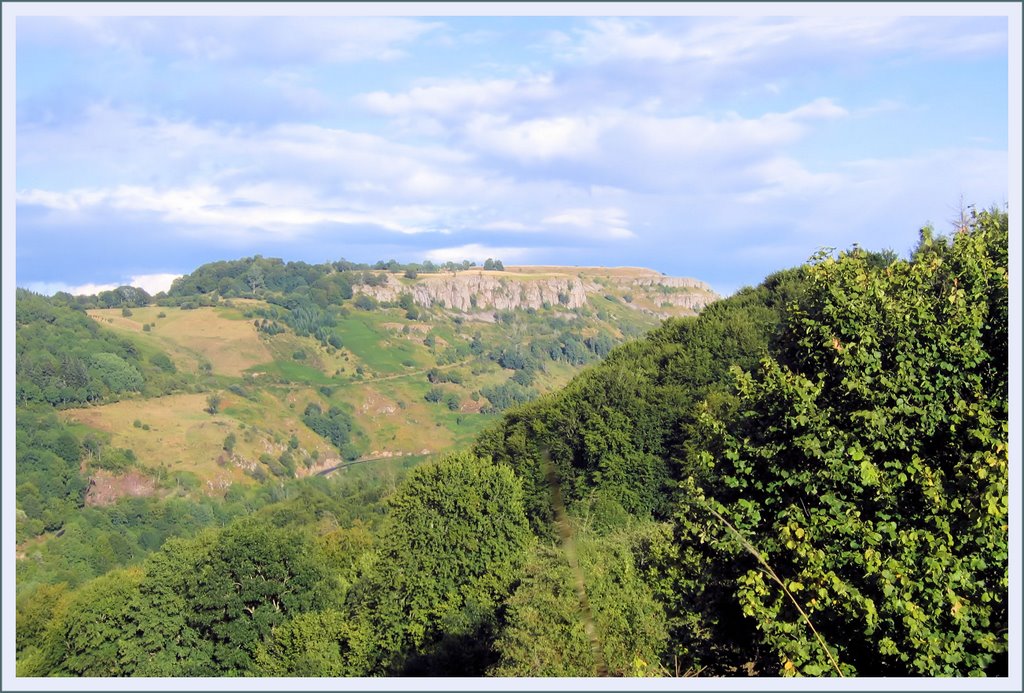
88,306,273,377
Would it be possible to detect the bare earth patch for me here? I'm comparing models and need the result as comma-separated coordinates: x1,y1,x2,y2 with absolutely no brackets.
85,469,158,506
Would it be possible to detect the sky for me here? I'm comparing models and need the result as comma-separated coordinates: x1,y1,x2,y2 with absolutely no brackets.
8,5,1017,297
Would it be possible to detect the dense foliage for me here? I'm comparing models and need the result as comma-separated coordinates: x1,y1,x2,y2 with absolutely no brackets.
15,290,185,406
165,255,503,304
15,409,87,539
302,403,358,459
473,266,802,529
674,209,1009,676
15,210,1008,678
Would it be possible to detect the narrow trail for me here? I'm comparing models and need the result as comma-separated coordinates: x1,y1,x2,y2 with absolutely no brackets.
315,452,425,477
258,355,476,391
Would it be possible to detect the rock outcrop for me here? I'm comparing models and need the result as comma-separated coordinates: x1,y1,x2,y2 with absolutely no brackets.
355,268,719,316
358,273,592,312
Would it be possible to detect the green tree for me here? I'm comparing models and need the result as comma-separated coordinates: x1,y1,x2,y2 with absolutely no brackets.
36,568,147,676
255,610,371,676
351,452,533,674
205,393,221,415
684,210,1008,676
88,352,144,394
245,263,265,295
491,533,668,677
353,294,377,311
16,582,70,663
174,520,338,675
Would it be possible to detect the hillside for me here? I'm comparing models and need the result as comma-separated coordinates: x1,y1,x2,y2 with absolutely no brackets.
56,264,717,499
13,212,1008,678
15,261,718,541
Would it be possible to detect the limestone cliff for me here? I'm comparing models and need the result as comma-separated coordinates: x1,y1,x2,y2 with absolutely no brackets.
355,267,719,317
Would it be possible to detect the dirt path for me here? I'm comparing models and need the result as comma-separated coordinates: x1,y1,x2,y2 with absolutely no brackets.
316,452,427,477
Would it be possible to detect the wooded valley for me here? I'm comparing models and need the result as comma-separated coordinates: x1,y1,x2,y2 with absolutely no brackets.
14,209,1009,678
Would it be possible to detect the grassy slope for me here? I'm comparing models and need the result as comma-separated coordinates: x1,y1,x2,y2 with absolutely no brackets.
66,272,680,500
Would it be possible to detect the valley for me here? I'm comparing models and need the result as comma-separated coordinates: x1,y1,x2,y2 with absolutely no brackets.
14,215,1008,678
41,262,720,509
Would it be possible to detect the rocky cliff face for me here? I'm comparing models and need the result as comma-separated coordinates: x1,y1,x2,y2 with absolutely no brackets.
358,273,591,311
356,269,718,316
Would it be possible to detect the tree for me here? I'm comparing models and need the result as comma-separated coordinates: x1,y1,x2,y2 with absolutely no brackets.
492,533,668,677
35,568,147,676
683,210,1008,676
302,403,355,457
245,263,265,295
88,352,144,394
171,520,337,675
149,352,176,372
354,294,377,311
351,452,533,674
205,393,221,415
254,610,371,676
16,582,70,662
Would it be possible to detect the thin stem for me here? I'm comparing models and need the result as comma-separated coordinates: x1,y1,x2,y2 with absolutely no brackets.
705,505,844,677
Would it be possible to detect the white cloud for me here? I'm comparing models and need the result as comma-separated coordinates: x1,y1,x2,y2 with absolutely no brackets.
558,16,1006,67
736,157,845,204
358,73,555,118
128,273,184,294
262,71,332,112
17,108,516,242
542,207,636,239
783,97,848,121
461,99,847,192
18,184,446,237
560,18,692,63
15,94,859,251
26,16,445,65
24,273,182,297
423,243,533,264
478,220,535,232
465,113,603,163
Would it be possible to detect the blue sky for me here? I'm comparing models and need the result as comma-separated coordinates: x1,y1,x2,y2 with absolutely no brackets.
9,6,1016,296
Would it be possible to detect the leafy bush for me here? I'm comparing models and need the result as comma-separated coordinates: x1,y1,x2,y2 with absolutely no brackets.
479,381,537,413
678,210,1009,676
302,403,355,457
88,353,144,394
353,295,377,311
92,447,138,473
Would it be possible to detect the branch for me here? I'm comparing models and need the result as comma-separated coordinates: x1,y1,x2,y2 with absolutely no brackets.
704,504,844,677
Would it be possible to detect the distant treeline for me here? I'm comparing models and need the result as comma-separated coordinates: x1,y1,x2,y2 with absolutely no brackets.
48,256,507,311
15,290,190,408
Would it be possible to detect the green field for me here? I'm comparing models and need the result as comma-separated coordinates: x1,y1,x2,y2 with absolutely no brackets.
61,271,680,506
